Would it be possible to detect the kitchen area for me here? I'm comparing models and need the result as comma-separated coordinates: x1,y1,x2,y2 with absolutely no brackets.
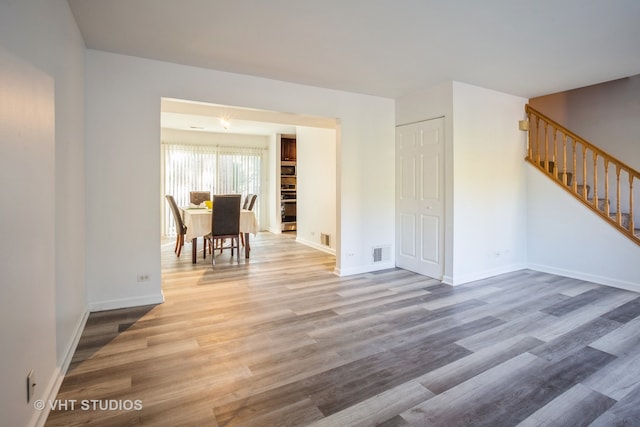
276,127,337,256
269,128,337,257
280,136,297,232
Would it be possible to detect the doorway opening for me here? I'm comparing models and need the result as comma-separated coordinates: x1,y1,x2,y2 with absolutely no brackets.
160,97,340,270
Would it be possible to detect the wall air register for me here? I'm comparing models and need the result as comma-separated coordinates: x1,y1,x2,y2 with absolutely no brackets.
372,245,391,263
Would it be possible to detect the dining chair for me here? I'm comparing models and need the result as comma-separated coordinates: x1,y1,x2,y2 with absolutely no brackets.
244,194,257,211
241,194,257,247
204,194,241,266
190,191,211,206
165,195,187,257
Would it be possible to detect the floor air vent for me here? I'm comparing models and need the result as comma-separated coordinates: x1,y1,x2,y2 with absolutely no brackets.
372,245,391,263
321,233,330,247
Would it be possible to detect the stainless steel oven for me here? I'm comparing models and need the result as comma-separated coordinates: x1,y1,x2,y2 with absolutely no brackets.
281,189,296,231
281,177,296,191
281,162,296,177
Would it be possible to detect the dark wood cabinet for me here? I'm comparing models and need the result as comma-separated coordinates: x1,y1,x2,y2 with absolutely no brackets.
281,137,296,161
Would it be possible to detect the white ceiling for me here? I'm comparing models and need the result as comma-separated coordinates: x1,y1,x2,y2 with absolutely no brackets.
68,0,640,133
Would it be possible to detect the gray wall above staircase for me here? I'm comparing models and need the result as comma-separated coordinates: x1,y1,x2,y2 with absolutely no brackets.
530,75,640,170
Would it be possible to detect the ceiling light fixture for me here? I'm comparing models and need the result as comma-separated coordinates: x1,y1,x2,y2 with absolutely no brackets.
220,117,231,130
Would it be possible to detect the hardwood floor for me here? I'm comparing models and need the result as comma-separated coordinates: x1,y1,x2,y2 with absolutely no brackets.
46,232,640,426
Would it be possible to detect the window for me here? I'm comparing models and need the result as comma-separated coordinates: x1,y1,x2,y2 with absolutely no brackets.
162,143,262,236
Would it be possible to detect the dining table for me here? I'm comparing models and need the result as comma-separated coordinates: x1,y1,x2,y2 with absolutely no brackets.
181,207,259,264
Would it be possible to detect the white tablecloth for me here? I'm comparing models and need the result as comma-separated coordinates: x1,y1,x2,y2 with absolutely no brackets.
182,208,259,241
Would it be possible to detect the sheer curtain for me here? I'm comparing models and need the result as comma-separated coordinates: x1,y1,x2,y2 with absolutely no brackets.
162,143,263,236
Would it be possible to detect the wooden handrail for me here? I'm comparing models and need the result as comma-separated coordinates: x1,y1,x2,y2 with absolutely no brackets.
525,104,639,246
526,105,640,177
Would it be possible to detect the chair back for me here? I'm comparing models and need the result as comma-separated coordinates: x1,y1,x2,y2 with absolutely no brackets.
243,194,257,211
165,195,186,234
190,191,211,205
211,194,241,237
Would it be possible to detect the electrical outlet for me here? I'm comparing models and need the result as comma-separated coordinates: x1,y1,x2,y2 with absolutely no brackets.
136,274,150,282
27,370,36,403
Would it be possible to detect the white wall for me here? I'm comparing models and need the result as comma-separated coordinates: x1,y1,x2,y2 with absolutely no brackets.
0,45,57,427
296,126,337,253
84,49,396,307
161,128,271,148
395,81,528,285
0,1,86,426
268,134,279,232
527,164,640,290
451,82,529,284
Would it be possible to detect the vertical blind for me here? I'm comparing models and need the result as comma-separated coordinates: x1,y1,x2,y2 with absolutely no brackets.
162,143,263,236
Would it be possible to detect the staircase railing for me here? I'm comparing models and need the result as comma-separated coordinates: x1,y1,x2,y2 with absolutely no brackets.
525,104,640,246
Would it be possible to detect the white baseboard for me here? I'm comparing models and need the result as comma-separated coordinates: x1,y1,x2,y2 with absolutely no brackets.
448,263,527,286
442,275,453,285
30,366,61,427
528,263,640,293
87,291,165,312
334,261,396,277
32,309,89,427
295,237,336,256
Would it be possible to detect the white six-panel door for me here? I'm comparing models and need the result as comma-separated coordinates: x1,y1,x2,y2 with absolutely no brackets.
396,118,445,279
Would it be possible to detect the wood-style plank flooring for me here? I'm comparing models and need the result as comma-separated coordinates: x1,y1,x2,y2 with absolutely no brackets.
46,232,640,426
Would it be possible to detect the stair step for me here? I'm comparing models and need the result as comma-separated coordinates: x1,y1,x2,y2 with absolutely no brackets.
541,169,637,238
557,172,572,186
588,198,609,212
575,184,591,198
609,212,631,229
